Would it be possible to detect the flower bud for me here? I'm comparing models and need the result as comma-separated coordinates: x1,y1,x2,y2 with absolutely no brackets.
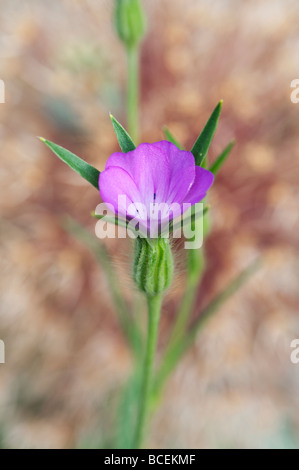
114,0,146,48
133,237,173,296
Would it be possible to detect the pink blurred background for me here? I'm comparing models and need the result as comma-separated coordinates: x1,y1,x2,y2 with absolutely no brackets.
0,0,299,448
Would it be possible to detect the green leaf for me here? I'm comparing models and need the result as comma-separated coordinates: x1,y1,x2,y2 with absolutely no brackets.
91,211,148,239
166,205,209,236
91,211,130,230
115,370,142,449
163,127,183,149
110,114,136,152
153,256,262,398
39,138,100,189
62,216,143,356
209,140,235,176
191,100,223,167
188,257,262,340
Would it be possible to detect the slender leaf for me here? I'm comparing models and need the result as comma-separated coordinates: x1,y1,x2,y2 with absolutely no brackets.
62,216,143,356
115,370,142,449
188,257,261,339
191,100,223,166
209,140,235,176
92,211,131,230
91,212,149,239
163,127,183,149
39,138,100,189
153,257,262,398
110,114,136,152
166,205,209,236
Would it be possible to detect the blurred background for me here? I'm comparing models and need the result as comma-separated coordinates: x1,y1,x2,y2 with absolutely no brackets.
0,0,299,449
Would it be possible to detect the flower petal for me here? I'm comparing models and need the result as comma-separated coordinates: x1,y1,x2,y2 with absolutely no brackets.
99,166,143,218
183,167,214,205
105,143,170,210
101,142,214,230
151,141,196,204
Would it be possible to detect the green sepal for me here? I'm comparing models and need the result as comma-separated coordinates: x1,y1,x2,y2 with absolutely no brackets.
163,126,183,149
39,138,100,190
191,100,223,166
110,114,136,152
209,140,235,176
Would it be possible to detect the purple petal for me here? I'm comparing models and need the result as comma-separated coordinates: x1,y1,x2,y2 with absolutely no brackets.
183,167,214,205
105,143,170,210
99,166,142,218
105,151,132,173
150,141,196,204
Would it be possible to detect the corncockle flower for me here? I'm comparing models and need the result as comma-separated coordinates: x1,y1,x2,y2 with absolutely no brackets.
37,0,241,450
99,141,214,236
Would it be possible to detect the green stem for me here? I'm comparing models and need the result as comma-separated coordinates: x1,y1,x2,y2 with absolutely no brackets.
134,294,162,449
127,45,139,143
